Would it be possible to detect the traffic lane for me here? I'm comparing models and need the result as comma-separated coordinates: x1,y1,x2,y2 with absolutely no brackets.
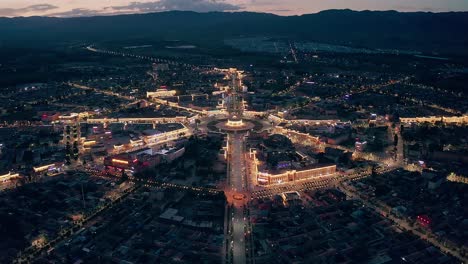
230,136,245,191
227,132,248,264
231,206,246,264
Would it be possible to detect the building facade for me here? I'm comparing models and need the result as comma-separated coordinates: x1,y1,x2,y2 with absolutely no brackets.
256,165,337,186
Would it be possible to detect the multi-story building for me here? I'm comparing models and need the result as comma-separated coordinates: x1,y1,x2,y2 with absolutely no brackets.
256,164,336,186
61,114,81,162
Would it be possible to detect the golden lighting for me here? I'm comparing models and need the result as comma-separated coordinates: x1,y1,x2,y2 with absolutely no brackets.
112,159,129,165
83,140,96,146
33,164,55,172
0,172,20,180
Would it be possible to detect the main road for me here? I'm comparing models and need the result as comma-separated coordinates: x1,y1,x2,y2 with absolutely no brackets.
229,132,247,192
226,132,248,264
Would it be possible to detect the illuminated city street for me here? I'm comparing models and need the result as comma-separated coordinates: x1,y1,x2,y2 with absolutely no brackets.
226,133,249,263
1,7,467,264
228,133,247,193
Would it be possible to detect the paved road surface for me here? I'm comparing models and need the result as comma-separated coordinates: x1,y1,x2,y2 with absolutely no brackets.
227,132,247,264
229,133,246,192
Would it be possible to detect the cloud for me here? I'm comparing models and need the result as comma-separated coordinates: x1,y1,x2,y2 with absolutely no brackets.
268,9,291,13
45,0,242,17
393,5,438,12
47,8,106,18
110,0,241,13
0,4,58,17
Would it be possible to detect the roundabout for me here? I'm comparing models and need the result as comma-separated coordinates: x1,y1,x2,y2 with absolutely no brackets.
204,117,267,133
215,118,255,132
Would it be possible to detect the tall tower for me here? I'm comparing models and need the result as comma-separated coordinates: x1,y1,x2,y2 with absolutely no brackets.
226,70,244,126
62,116,81,164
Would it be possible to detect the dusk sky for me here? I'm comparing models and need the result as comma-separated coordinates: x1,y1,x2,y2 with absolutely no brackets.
1,0,468,17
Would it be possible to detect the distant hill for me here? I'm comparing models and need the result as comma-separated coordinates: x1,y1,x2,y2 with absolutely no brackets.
1,10,467,54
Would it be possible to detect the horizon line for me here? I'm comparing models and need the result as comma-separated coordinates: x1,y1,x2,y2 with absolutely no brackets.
2,8,468,19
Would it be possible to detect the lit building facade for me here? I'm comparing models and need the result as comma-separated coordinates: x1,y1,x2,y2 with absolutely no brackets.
87,116,188,125
146,87,177,98
0,172,21,182
33,163,64,176
224,68,246,127
400,115,468,125
142,124,190,145
62,118,81,162
250,148,336,186
104,156,140,172
256,165,337,186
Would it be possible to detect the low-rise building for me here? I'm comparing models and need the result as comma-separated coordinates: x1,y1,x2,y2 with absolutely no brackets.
32,162,65,176
147,86,177,98
142,123,190,145
156,146,185,163
0,171,21,182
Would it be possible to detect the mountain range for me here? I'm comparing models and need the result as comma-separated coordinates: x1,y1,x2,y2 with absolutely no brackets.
1,10,467,55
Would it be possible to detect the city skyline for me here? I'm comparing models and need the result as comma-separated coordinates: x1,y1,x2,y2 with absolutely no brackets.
1,0,468,17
